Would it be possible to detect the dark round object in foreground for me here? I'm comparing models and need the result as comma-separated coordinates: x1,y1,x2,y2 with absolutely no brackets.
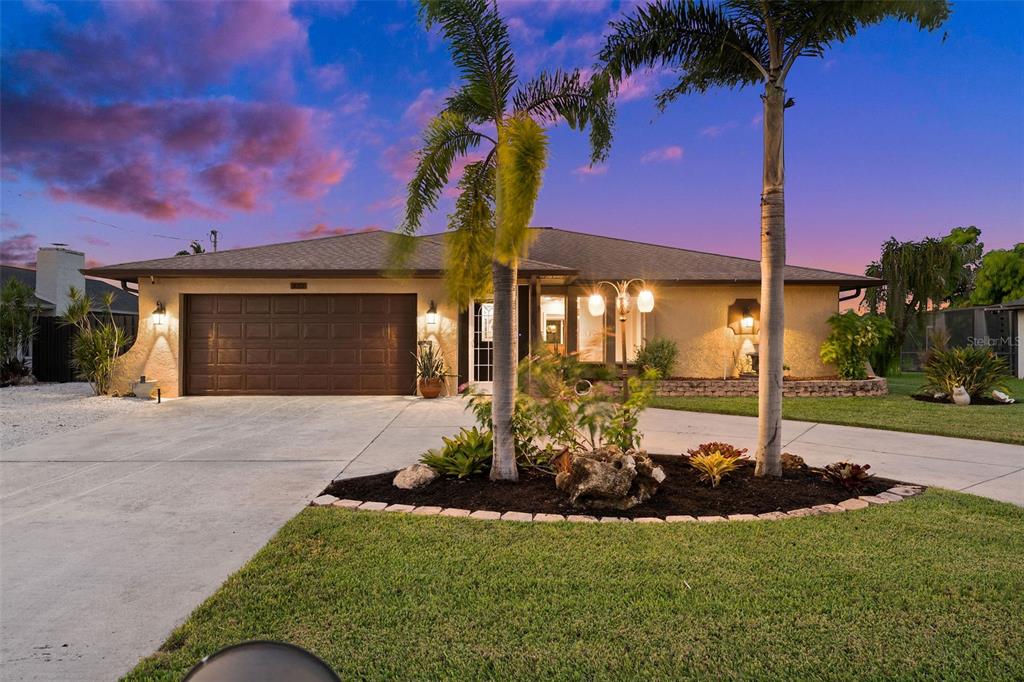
183,640,340,682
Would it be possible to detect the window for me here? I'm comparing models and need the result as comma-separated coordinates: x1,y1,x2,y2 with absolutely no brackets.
479,302,494,342
541,295,566,354
576,296,605,362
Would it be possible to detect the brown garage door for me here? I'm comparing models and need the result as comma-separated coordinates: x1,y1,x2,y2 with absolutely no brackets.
185,294,417,395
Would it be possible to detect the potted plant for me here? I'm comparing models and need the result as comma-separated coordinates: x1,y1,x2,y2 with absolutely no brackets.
415,341,446,399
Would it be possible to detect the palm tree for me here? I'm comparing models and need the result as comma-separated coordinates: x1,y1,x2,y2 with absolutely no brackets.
596,0,949,477
397,0,611,481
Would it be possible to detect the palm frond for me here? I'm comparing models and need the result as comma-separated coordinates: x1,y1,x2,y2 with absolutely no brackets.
494,115,547,265
444,157,496,306
512,69,615,163
599,0,767,109
419,0,516,121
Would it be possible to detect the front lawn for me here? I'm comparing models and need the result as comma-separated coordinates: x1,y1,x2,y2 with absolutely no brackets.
127,490,1023,681
652,373,1024,445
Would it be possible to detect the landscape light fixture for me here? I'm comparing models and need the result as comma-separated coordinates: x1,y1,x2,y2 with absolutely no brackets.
152,301,167,326
426,300,438,327
590,279,654,399
727,298,760,335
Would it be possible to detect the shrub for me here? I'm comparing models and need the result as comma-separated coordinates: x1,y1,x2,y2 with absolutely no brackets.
822,461,873,492
634,337,678,379
0,278,38,384
921,345,1011,399
61,288,133,395
414,340,446,380
688,451,744,488
686,442,749,460
420,427,493,478
819,311,893,380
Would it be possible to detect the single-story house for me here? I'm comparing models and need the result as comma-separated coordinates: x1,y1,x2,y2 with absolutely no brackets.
83,227,880,397
3,246,139,381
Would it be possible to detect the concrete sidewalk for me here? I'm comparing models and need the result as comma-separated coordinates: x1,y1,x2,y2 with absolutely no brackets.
1,396,1019,681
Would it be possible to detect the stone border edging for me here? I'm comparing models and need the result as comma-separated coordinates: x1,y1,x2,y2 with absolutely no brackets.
309,485,924,522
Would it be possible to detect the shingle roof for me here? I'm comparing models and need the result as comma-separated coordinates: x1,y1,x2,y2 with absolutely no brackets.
0,265,139,315
84,227,879,288
83,230,571,280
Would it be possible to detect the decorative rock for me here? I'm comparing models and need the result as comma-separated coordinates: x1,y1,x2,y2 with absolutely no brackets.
565,514,598,522
837,498,869,511
439,508,471,517
358,501,388,511
877,492,904,502
501,511,533,522
310,494,339,507
812,504,844,513
554,446,666,510
757,511,788,520
781,453,807,472
599,516,627,523
859,495,889,505
534,513,566,522
951,385,971,406
633,517,664,524
411,506,443,516
665,515,697,523
887,486,922,497
697,515,726,523
332,498,362,509
727,514,757,521
384,504,416,513
392,464,439,490
469,510,501,520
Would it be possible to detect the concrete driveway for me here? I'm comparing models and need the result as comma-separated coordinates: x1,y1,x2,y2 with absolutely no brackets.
0,395,474,681
2,396,1020,681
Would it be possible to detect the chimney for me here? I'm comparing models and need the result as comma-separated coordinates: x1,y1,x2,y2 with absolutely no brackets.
35,245,86,315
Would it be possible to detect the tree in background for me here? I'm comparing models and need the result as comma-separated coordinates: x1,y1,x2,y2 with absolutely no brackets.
596,0,949,477
864,228,981,374
969,243,1024,306
0,277,38,384
62,288,133,395
175,240,206,257
396,0,611,482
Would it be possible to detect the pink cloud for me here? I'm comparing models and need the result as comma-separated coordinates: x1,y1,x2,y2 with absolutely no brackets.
380,141,420,183
700,122,738,138
573,164,608,176
294,223,381,239
285,150,352,198
368,194,405,212
314,63,346,92
83,235,111,247
500,0,611,19
641,145,684,163
0,233,38,264
402,88,445,128
617,69,663,102
200,162,269,210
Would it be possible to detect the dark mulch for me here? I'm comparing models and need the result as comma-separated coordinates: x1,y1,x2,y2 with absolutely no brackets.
911,393,1010,406
324,456,903,519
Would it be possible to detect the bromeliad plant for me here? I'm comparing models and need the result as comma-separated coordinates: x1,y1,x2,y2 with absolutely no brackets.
61,287,132,395
686,442,749,460
420,426,493,478
822,461,874,492
689,451,745,488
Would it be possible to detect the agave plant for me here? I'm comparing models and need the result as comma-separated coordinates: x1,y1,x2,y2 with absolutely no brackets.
921,346,1011,400
414,341,446,380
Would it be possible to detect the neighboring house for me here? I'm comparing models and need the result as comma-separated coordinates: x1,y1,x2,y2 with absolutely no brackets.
906,299,1023,379
2,246,139,381
84,228,880,397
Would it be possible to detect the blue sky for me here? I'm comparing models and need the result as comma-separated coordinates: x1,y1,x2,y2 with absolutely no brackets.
1,0,1021,275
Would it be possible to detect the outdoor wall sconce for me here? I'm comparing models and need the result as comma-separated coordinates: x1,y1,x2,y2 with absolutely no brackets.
590,280,655,399
152,300,167,326
425,300,438,327
727,298,760,335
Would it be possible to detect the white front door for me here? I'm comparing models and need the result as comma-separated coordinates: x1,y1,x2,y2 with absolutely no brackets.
467,301,494,394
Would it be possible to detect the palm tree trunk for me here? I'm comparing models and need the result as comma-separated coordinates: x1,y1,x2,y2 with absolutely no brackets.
489,259,519,481
755,82,786,478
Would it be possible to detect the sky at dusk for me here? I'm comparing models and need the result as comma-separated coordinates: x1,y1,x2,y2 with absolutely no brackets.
1,0,1021,276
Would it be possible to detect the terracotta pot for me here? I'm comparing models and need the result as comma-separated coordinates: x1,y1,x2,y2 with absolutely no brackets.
418,377,444,399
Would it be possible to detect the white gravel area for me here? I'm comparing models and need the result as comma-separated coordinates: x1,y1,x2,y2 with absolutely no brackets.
0,382,155,451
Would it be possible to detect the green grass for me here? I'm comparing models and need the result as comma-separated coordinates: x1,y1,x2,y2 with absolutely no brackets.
652,373,1024,445
127,491,1024,681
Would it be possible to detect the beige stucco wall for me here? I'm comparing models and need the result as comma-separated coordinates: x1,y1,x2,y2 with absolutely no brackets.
645,284,839,378
112,277,458,397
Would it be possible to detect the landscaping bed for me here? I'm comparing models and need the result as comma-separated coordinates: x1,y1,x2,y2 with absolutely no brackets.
325,456,900,519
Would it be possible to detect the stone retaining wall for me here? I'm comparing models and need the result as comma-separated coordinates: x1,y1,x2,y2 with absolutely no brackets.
617,377,888,398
